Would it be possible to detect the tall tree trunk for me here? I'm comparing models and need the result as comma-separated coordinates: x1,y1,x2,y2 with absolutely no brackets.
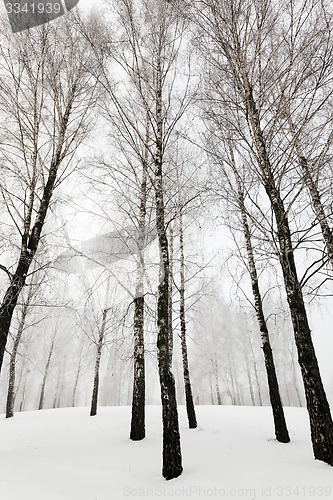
130,295,145,439
231,155,290,442
244,82,333,462
38,333,56,411
130,147,148,441
168,224,174,359
154,50,182,481
90,307,108,417
6,287,32,418
179,209,197,428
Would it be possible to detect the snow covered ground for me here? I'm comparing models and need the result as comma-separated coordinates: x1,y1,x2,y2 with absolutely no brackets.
0,405,332,500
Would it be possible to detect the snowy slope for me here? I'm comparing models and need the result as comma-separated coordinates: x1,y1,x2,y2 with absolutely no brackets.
0,405,332,500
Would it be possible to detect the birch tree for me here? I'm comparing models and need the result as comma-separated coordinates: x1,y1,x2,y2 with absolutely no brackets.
191,0,333,465
38,329,57,410
178,206,197,428
145,1,186,478
221,142,289,442
78,6,155,440
90,306,109,417
97,0,192,478
0,14,99,374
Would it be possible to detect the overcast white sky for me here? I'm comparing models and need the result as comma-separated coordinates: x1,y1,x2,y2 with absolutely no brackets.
0,0,332,403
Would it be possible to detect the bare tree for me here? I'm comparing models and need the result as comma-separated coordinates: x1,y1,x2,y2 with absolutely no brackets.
98,0,192,478
0,13,99,374
38,329,57,410
90,307,109,416
78,9,155,440
227,145,289,442
153,19,183,477
178,205,197,428
192,0,333,465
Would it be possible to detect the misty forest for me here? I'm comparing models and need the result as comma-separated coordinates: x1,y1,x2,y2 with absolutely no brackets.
1,0,333,495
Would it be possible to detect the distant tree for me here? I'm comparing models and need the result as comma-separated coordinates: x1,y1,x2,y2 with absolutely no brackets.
6,280,35,418
82,278,113,417
6,256,51,417
38,329,57,411
90,306,109,417
72,338,87,407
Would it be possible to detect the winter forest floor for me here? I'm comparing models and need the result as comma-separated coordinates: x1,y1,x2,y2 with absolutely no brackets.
0,405,332,500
